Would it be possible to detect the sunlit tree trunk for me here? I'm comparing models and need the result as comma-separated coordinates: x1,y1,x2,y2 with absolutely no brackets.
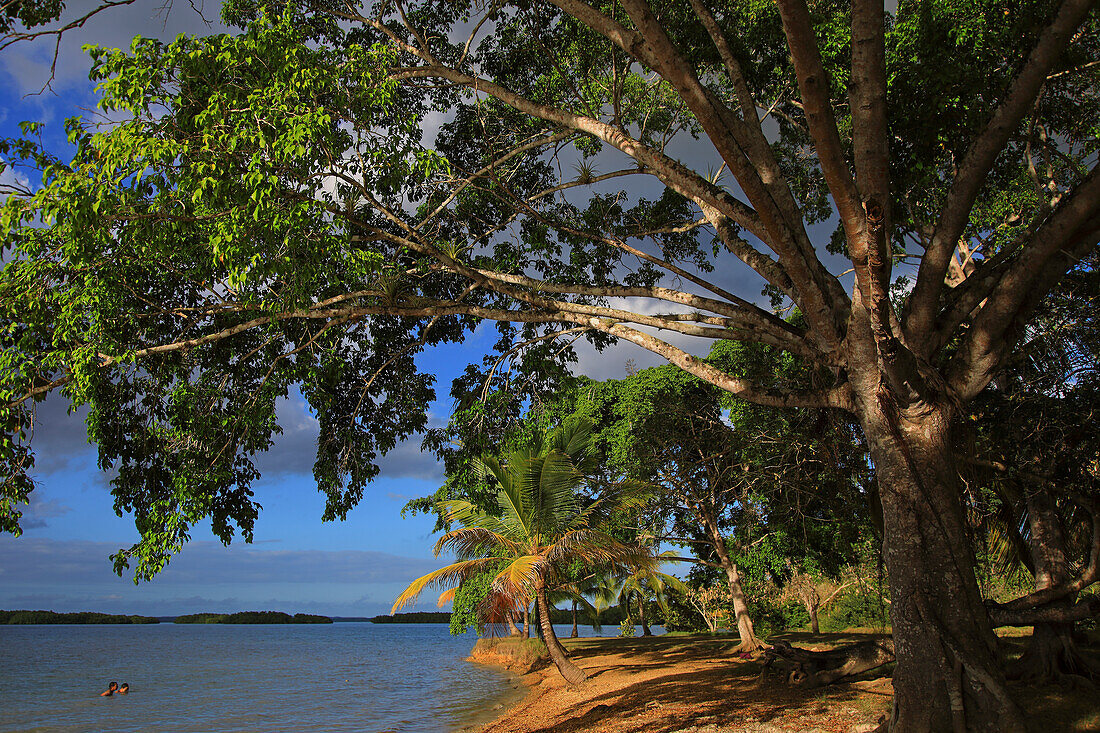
704,517,762,651
506,612,521,638
807,599,821,636
570,600,579,638
638,595,652,636
535,587,587,684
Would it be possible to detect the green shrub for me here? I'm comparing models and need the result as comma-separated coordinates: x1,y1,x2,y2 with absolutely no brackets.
820,590,890,631
618,618,636,637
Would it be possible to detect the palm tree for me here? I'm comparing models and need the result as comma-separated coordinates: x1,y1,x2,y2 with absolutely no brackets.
614,551,687,636
392,418,653,684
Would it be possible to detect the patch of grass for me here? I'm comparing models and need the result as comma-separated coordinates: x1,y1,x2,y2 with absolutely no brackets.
474,636,548,669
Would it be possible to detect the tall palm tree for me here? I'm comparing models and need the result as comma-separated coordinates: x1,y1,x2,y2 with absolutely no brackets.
392,418,653,684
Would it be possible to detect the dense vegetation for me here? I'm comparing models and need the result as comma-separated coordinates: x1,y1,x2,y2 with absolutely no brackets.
0,610,160,624
173,612,332,624
2,0,1098,729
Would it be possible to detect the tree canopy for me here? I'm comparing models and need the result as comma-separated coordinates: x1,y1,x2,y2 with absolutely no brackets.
2,0,1098,729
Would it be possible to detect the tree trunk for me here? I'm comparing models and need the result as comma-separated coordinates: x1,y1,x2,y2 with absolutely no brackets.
705,518,763,651
857,394,1025,733
535,587,587,684
506,612,521,638
570,601,579,638
531,597,542,639
808,601,820,635
522,606,530,639
639,595,652,636
1010,489,1097,683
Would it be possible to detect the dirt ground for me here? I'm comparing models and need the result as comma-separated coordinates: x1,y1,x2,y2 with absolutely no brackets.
472,631,1100,733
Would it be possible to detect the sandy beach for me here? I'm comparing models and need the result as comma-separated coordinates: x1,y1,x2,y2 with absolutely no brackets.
470,632,1100,733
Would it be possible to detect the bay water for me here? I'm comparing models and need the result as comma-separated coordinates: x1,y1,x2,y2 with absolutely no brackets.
0,622,553,733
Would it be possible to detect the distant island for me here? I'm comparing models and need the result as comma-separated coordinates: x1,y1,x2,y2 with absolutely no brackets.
369,611,451,623
0,610,159,624
174,611,333,624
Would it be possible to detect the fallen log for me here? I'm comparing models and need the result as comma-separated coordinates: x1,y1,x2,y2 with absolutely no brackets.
762,638,896,687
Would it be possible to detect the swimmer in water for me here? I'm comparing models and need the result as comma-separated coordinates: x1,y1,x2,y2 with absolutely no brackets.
119,683,130,694
100,682,119,697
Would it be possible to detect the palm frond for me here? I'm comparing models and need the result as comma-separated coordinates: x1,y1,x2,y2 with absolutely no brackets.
526,450,583,531
437,587,456,607
438,500,523,541
545,528,648,568
546,417,594,459
491,554,544,603
489,455,534,542
434,526,525,559
392,557,501,613
477,587,527,625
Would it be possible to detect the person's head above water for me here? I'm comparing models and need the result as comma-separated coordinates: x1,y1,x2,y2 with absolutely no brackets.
100,681,118,697
119,683,129,693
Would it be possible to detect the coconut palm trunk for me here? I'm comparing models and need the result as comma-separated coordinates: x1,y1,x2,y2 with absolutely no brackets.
638,595,652,636
570,601,579,638
536,587,587,684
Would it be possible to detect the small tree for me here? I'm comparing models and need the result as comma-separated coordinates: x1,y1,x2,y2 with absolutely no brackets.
686,585,730,634
780,564,856,635
392,419,653,684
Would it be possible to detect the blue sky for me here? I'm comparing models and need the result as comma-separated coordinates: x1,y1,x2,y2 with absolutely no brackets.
0,2,859,617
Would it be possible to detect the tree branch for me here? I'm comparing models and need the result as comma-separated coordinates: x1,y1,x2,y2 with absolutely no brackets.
905,0,1097,351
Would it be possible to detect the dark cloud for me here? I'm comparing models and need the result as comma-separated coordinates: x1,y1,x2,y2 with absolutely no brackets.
251,397,444,483
374,434,445,483
0,535,449,615
0,537,440,586
26,390,442,488
26,397,95,476
18,496,71,529
1,591,406,618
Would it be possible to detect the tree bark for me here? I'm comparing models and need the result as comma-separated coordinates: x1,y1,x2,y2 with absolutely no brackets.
570,601,579,638
704,517,763,651
808,601,820,635
1009,489,1097,683
522,605,530,639
531,597,542,639
535,587,587,684
638,595,653,636
856,393,1025,733
506,612,521,638
766,638,895,687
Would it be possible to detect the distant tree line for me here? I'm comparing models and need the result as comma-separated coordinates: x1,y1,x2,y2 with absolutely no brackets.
173,611,332,624
0,610,159,624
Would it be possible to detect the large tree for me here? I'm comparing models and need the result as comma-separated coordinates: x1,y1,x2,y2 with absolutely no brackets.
2,1,1099,729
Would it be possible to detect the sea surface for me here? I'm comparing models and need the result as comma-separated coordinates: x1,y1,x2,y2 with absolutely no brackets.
0,622,623,733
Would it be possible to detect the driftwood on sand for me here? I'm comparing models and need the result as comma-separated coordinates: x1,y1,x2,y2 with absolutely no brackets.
761,638,896,688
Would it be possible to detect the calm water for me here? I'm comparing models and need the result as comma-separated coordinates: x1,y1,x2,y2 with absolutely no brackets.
0,623,549,733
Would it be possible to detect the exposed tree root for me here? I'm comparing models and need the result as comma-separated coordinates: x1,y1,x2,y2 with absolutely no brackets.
732,636,766,655
1006,624,1099,689
762,638,895,688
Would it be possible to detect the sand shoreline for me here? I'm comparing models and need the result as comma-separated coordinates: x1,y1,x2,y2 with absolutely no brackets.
467,631,1100,733
467,634,895,733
